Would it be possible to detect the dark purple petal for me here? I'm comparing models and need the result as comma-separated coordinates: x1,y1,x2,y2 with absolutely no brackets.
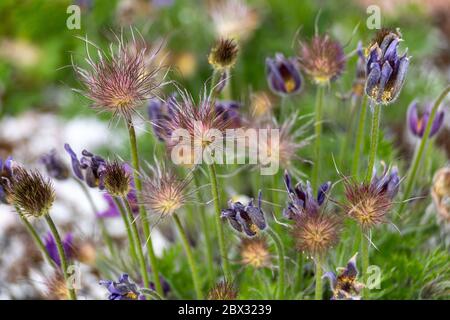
429,110,445,138
317,181,331,205
64,144,84,180
407,101,419,136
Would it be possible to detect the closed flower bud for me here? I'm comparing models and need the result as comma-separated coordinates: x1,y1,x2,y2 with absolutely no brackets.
208,38,239,70
407,100,445,138
365,28,409,105
7,167,55,218
266,53,303,96
102,161,131,197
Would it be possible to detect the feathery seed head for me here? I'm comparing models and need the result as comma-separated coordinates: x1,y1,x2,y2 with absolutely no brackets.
298,35,346,85
208,280,238,300
240,237,271,268
103,161,132,197
7,167,55,218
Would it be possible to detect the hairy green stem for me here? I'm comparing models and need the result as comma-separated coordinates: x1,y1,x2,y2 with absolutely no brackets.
360,229,370,299
121,197,150,289
194,173,215,283
294,253,304,292
207,163,231,280
352,95,368,178
364,102,381,184
173,213,203,299
314,255,323,300
312,85,325,189
267,228,285,300
398,86,450,215
112,197,138,265
44,215,77,300
126,121,163,296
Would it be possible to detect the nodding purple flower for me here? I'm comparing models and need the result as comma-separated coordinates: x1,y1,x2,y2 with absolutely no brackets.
371,163,400,200
0,156,15,204
407,101,445,138
323,253,364,300
283,170,331,219
266,53,303,96
44,232,74,267
215,100,242,128
100,274,144,300
365,29,409,105
221,191,267,237
64,144,106,189
41,150,70,180
147,96,177,141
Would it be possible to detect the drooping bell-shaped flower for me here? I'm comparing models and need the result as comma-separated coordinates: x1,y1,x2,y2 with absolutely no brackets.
221,190,267,237
365,29,409,105
266,53,303,96
407,100,445,138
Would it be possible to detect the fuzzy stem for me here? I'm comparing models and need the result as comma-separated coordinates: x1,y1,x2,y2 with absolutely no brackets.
194,173,215,283
44,215,77,300
16,209,55,267
364,102,381,184
360,229,370,299
74,178,115,257
267,227,285,300
312,85,325,189
126,120,163,296
121,197,150,289
207,162,231,280
112,197,138,265
352,95,368,178
399,86,450,215
210,69,222,101
173,213,203,299
314,255,323,300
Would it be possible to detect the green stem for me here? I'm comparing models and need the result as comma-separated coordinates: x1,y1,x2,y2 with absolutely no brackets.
121,197,150,289
360,229,370,299
112,197,138,265
16,209,55,267
44,215,77,300
399,86,450,215
314,255,323,300
194,173,215,283
312,85,325,189
173,214,203,299
352,95,368,178
294,253,304,292
210,69,222,101
364,102,381,184
74,178,116,257
266,228,285,300
126,121,163,296
207,162,231,280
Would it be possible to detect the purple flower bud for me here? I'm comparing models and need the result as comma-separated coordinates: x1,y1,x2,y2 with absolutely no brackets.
283,170,331,219
41,150,70,180
407,101,445,138
215,100,242,128
221,191,266,237
266,53,303,96
43,232,74,267
365,29,409,105
64,144,106,189
371,163,400,200
147,96,177,141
